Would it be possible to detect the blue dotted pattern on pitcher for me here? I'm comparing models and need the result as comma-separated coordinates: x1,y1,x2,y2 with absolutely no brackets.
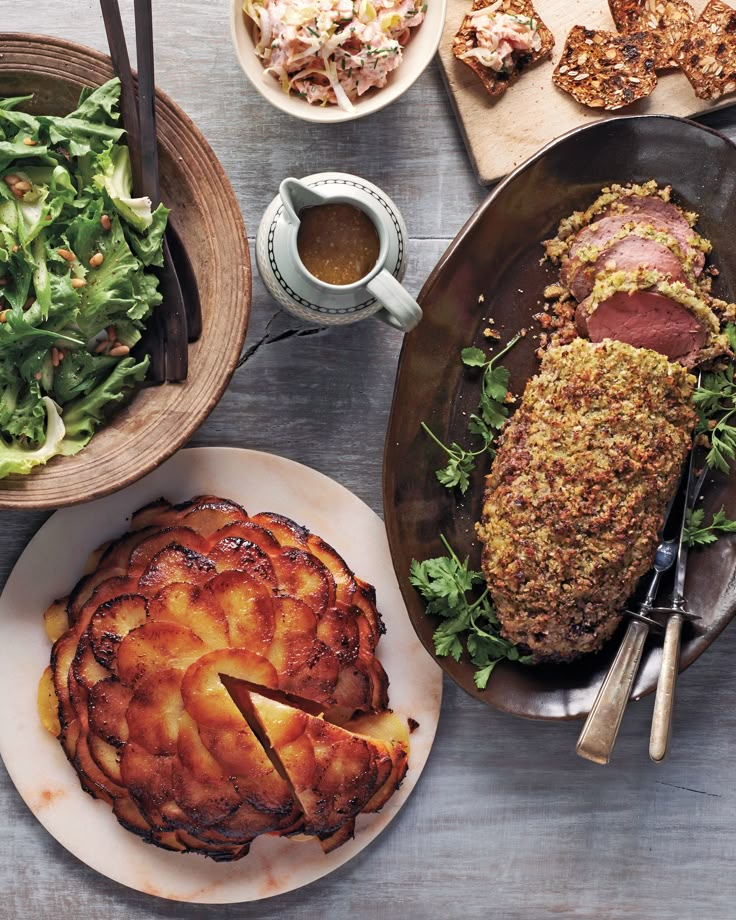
267,178,404,315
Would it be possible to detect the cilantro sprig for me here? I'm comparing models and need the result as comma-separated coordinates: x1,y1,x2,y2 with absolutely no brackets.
410,535,532,689
684,506,736,547
421,333,520,494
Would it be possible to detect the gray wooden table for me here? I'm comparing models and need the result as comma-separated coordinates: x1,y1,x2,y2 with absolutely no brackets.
4,4,736,919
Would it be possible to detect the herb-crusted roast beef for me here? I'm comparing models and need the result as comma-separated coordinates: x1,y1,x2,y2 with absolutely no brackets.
477,339,696,662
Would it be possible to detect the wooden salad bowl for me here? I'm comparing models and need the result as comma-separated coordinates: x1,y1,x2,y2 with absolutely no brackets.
0,34,250,510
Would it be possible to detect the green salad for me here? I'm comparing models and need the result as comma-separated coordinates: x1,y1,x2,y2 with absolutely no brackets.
0,78,167,478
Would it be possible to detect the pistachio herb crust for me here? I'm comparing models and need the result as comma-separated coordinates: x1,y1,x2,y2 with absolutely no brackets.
477,339,696,662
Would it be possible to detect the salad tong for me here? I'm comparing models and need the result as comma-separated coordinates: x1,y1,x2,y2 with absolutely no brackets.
100,0,201,381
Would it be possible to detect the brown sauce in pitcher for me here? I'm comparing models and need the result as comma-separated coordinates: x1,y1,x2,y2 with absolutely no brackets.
297,203,380,286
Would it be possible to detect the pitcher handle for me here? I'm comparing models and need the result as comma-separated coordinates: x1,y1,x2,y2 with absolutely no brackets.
366,269,422,332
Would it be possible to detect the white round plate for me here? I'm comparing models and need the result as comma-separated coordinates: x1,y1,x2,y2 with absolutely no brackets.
0,447,442,904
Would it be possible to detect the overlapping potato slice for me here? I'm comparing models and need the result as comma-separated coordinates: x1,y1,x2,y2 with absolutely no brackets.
43,498,402,861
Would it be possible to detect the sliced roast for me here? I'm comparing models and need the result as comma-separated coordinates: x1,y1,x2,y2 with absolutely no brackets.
565,235,691,302
591,195,705,276
576,289,709,362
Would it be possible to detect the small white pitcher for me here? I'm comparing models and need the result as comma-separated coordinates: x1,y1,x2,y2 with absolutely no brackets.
256,172,422,331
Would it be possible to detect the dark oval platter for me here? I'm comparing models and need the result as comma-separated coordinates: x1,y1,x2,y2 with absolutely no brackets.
384,114,736,720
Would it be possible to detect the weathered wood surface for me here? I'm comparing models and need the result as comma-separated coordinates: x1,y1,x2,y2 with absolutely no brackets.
2,4,736,919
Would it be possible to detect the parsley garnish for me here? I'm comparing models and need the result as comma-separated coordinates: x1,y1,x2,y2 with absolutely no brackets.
693,323,736,474
683,506,736,547
421,332,520,493
410,536,532,689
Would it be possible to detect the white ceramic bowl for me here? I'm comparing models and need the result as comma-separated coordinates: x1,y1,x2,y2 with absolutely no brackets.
229,0,447,122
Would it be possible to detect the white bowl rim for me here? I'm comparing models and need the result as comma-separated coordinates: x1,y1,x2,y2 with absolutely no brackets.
228,0,448,123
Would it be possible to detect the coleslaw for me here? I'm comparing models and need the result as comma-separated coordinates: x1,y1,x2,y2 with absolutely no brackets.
243,0,426,110
458,0,540,73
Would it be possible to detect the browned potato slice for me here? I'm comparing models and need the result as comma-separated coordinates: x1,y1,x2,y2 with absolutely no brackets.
270,548,335,615
88,732,124,786
137,544,217,595
44,600,69,643
351,583,385,645
120,741,176,824
67,568,129,624
319,818,355,853
148,582,230,649
345,710,410,813
181,497,249,537
170,754,241,825
88,594,148,670
249,512,309,548
180,647,278,727
138,549,212,596
330,659,373,721
177,711,230,781
113,793,154,834
130,498,175,530
97,526,159,571
306,534,357,605
88,677,132,746
278,637,340,705
214,521,281,555
317,605,360,666
206,571,275,653
72,637,112,690
128,527,209,577
208,536,276,583
117,622,206,687
38,666,60,737
265,595,317,677
73,730,126,804
68,575,139,629
126,668,185,755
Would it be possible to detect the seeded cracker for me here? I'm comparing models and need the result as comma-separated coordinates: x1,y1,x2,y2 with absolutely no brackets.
553,26,658,109
453,0,555,98
676,0,736,99
609,0,695,69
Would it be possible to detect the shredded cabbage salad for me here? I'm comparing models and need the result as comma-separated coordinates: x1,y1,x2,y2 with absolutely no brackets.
459,0,540,73
0,79,167,479
244,0,426,110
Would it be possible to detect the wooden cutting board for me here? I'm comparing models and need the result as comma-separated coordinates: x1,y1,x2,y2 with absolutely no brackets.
438,0,736,184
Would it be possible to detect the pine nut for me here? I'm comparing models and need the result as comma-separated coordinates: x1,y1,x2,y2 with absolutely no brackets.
71,278,87,289
11,245,18,253
89,252,104,268
0,311,6,323
57,248,76,262
3,174,20,186
34,372,42,381
22,137,38,147
13,180,31,192
108,344,130,357
51,347,60,368
100,214,112,231
107,325,116,340
95,340,109,354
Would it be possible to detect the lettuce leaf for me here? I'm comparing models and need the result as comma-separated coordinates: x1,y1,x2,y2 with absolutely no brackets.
0,397,65,477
